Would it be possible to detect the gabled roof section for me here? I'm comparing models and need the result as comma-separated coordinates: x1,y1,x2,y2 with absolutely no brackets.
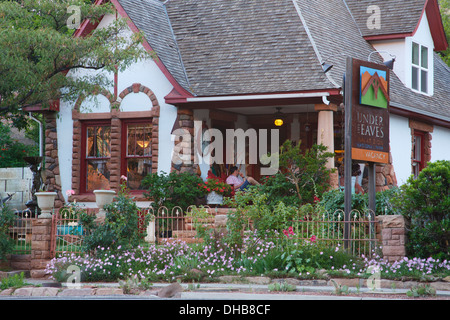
115,0,191,94
345,0,448,51
345,0,426,38
390,53,450,124
164,0,334,96
293,0,380,88
295,0,450,122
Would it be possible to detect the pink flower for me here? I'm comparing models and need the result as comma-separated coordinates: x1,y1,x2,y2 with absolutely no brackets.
66,190,75,196
283,229,291,239
120,175,128,181
310,235,317,243
288,226,295,235
314,196,320,203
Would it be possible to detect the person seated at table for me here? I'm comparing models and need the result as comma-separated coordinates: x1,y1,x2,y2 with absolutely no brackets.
226,166,259,191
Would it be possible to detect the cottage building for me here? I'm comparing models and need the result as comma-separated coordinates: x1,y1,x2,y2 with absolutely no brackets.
26,0,450,209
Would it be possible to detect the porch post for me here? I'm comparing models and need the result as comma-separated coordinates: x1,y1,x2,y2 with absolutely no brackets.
314,103,337,169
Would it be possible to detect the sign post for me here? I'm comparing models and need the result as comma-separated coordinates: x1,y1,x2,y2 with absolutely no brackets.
344,57,390,250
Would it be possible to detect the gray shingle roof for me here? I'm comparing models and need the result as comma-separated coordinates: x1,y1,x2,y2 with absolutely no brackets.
390,53,450,121
117,0,190,91
117,0,449,120
164,0,333,96
345,0,426,38
294,0,449,120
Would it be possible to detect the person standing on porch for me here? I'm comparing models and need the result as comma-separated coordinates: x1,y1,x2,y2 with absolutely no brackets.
338,163,365,195
226,166,260,191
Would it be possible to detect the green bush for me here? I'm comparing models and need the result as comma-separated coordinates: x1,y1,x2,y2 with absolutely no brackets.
258,141,334,208
318,187,401,217
142,171,206,212
393,160,450,260
0,205,16,260
80,183,150,255
0,272,29,290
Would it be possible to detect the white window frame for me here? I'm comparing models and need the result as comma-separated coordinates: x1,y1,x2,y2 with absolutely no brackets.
407,39,433,96
411,42,429,94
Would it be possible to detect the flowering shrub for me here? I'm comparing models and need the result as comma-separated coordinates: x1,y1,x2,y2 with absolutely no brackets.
46,231,450,284
142,171,206,211
79,180,150,255
197,178,232,197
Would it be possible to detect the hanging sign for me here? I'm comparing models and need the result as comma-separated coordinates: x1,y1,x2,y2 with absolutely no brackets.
351,59,390,164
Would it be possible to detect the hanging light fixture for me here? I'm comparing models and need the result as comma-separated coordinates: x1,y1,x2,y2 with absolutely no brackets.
274,107,284,127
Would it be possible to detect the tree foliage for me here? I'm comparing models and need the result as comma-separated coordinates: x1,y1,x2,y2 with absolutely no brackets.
259,141,335,208
439,0,450,66
0,121,38,168
0,0,148,128
393,160,450,260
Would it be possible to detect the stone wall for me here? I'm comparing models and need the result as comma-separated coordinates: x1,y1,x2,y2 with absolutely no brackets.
0,167,33,210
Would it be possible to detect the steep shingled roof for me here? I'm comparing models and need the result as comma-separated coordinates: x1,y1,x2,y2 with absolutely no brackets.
345,0,426,38
164,0,334,96
117,0,190,91
294,0,450,121
116,0,449,121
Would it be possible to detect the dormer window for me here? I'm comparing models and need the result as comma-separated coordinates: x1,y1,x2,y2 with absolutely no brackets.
411,42,429,94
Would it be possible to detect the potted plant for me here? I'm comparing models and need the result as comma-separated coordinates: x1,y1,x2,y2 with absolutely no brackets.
35,189,57,218
198,178,232,205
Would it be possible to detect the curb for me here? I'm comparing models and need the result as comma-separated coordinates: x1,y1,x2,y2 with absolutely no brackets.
1,277,449,299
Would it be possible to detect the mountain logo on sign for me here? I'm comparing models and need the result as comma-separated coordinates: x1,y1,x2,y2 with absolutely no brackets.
360,67,389,109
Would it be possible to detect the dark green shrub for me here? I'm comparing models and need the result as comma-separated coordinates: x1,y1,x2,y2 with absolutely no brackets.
393,160,450,260
142,171,206,212
0,205,16,260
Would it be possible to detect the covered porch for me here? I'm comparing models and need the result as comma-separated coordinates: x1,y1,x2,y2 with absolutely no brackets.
168,90,343,189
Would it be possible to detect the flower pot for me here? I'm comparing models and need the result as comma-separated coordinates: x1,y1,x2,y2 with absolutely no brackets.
93,190,116,218
207,191,223,205
35,192,57,218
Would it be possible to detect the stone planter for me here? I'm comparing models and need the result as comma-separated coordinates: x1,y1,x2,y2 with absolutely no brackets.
207,191,223,205
35,192,57,218
93,190,116,218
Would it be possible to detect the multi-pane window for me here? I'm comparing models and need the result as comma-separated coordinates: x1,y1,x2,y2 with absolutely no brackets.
80,120,153,193
411,42,428,94
123,121,152,190
412,130,425,178
84,123,111,191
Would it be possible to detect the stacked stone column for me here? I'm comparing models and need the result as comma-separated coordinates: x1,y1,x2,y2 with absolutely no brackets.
376,215,408,262
171,108,196,174
30,218,53,279
44,113,64,208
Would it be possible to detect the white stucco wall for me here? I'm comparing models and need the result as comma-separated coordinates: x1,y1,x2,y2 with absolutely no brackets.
57,14,176,202
372,12,435,95
389,114,413,185
430,126,450,162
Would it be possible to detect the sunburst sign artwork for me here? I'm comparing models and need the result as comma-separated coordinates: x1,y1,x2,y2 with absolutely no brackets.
360,66,389,109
